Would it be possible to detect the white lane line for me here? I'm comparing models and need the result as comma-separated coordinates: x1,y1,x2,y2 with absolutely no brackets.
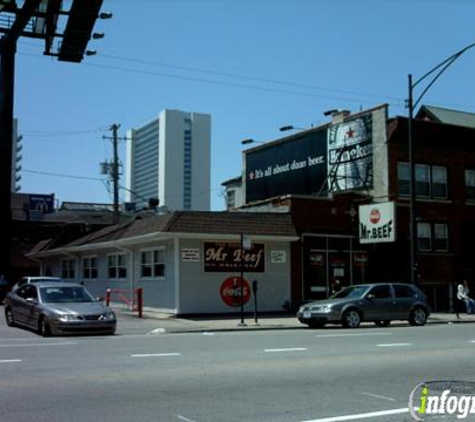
0,359,22,363
131,353,181,358
301,407,409,421
264,348,308,353
0,342,77,348
317,333,392,338
361,392,397,402
177,415,196,422
376,343,412,347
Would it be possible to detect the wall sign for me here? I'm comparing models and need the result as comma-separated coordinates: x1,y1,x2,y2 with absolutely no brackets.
181,248,200,262
270,250,286,264
220,277,251,307
204,242,265,272
359,201,396,244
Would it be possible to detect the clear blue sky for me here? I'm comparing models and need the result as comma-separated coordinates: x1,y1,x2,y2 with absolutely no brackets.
16,0,475,210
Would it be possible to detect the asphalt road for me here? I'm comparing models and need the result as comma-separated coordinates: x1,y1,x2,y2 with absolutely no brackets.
1,313,474,422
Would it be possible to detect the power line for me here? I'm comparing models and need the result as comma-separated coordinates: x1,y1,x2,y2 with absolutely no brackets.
23,169,103,181
18,51,403,107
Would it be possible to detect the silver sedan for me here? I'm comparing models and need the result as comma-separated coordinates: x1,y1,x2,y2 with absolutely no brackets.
4,282,116,336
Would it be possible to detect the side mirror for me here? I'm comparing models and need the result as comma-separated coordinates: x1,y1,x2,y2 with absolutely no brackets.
367,294,376,300
26,297,38,304
96,296,104,302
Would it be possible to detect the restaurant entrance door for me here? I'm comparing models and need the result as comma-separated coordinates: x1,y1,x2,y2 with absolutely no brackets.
303,234,368,301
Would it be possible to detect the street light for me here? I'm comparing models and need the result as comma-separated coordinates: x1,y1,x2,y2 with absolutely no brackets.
241,138,265,146
407,41,475,285
279,125,306,132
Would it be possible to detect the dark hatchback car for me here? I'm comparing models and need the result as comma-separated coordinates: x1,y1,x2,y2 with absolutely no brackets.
297,283,430,328
4,282,116,336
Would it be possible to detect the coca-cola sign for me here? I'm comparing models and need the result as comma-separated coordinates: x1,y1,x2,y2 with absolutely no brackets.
204,242,265,272
220,277,251,307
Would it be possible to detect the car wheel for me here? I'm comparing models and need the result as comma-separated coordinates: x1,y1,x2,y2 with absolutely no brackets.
409,307,428,326
375,320,391,327
38,317,51,337
5,307,15,327
342,309,361,328
307,321,325,329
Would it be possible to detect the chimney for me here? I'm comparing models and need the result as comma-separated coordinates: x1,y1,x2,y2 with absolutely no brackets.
324,109,351,124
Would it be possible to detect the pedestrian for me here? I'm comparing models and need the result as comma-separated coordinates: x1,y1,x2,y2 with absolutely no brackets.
331,279,342,296
457,279,475,315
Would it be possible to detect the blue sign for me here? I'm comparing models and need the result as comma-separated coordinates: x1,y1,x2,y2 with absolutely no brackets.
29,194,55,213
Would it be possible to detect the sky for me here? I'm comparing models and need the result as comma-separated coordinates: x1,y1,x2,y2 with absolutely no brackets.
14,0,475,211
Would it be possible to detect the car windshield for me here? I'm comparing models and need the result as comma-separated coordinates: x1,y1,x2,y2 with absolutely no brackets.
331,285,370,299
39,286,94,303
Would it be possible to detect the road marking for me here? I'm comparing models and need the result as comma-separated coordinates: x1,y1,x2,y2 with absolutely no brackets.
301,407,409,421
0,359,22,363
316,333,392,338
177,415,196,422
264,348,307,353
131,353,181,358
361,392,396,402
0,341,77,348
376,343,411,347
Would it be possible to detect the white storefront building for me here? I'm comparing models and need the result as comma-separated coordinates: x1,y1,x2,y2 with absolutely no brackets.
28,211,298,315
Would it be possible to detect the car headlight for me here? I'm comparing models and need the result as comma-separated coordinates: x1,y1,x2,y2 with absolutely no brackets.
319,305,332,313
105,311,116,321
58,314,77,322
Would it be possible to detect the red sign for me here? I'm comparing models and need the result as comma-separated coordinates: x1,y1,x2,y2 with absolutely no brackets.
220,277,251,307
369,208,381,224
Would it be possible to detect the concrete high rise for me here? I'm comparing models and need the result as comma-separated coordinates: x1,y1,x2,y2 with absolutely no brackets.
125,110,211,211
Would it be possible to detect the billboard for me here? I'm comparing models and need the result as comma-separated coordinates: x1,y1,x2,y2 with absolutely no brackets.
327,113,373,193
245,130,327,203
28,194,55,213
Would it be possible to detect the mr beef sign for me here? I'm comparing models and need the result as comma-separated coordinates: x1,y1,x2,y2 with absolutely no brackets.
204,242,265,272
359,202,396,244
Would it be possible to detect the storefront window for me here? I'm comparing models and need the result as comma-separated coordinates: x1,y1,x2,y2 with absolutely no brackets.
140,249,165,278
82,256,98,280
107,253,127,279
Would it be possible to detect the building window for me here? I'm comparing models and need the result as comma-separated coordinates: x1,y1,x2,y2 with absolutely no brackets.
398,162,447,199
417,222,449,252
140,249,165,278
415,164,430,197
61,259,75,280
434,223,448,251
417,223,432,251
465,169,475,200
82,256,98,280
431,166,447,199
107,253,127,279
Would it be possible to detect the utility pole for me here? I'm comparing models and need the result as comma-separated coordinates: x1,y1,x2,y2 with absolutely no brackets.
111,123,120,225
102,124,125,225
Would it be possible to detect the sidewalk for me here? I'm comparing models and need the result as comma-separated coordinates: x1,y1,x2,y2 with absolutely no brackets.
114,308,475,335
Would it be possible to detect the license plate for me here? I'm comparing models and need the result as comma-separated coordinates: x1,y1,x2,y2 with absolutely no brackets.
303,311,312,319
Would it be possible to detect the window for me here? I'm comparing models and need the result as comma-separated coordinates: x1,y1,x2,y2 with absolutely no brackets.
434,223,448,251
397,162,410,196
107,253,127,279
415,164,430,197
140,249,165,278
417,223,432,251
82,256,98,280
393,284,416,298
397,162,447,199
465,169,475,200
417,222,449,252
61,259,75,279
431,166,447,198
369,284,391,299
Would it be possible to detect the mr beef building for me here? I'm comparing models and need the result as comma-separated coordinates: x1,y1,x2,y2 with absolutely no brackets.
359,202,396,244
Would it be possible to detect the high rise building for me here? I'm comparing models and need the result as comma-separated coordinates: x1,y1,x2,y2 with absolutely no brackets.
125,109,211,211
11,119,22,192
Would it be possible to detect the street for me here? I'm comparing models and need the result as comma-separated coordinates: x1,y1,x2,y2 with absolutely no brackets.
1,312,474,422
